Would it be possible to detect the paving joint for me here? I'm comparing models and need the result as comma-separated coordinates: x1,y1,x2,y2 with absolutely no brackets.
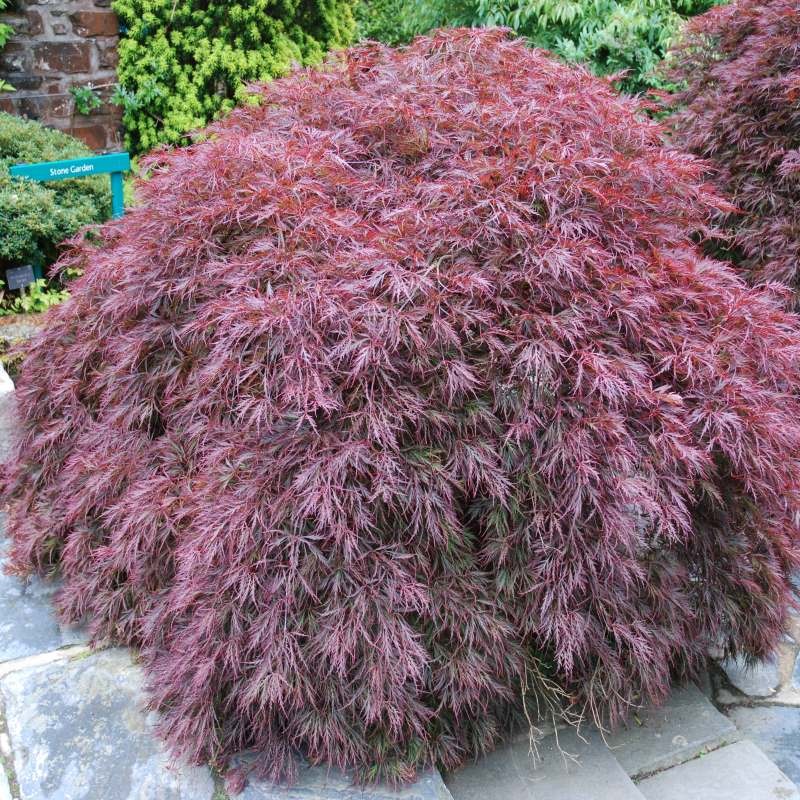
704,603,800,792
210,765,231,800
0,689,19,800
0,643,91,680
631,737,739,785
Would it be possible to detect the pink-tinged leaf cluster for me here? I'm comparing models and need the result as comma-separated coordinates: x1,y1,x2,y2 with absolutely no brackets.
666,0,800,299
4,27,800,788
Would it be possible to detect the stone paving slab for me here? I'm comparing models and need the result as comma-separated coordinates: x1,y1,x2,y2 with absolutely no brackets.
444,726,644,800
720,655,780,698
0,391,15,464
637,740,800,800
605,683,738,778
0,398,86,665
0,648,215,800
0,318,43,344
0,765,10,800
0,537,87,664
241,767,454,799
727,705,800,788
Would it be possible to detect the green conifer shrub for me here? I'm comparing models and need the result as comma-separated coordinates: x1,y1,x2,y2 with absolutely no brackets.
112,0,356,153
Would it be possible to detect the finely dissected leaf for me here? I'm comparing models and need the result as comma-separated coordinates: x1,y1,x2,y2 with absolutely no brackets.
666,0,800,301
4,27,800,790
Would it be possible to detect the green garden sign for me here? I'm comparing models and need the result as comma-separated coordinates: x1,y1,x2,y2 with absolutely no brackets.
10,152,131,219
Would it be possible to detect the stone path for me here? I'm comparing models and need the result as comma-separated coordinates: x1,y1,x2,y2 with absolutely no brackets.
444,682,798,800
637,740,798,800
1,373,799,799
0,378,454,799
711,613,800,789
0,617,452,800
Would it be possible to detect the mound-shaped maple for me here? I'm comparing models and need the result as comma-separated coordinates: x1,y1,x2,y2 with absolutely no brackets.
4,28,800,787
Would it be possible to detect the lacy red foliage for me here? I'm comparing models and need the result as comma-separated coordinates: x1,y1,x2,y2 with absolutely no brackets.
667,0,800,298
4,28,800,787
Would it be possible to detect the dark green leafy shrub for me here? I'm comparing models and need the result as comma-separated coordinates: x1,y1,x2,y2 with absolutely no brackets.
112,0,356,152
355,0,413,45
0,113,110,274
0,0,16,92
367,0,721,91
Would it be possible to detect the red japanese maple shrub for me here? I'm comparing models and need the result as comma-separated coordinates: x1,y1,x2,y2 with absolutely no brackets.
666,0,800,298
4,28,800,787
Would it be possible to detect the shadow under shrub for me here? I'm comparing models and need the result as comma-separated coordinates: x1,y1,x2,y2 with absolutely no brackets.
665,0,800,300
4,28,800,788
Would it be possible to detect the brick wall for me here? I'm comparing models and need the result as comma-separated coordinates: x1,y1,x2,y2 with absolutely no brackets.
0,0,122,151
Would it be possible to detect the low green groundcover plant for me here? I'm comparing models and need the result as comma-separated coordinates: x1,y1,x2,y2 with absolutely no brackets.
0,279,68,317
112,0,356,153
0,113,109,312
665,0,800,301
4,29,800,790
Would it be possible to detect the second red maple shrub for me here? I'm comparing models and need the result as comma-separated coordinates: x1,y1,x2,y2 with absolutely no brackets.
666,0,800,299
4,28,800,786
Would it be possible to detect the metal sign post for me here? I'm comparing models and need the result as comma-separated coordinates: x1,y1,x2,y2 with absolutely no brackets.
10,152,131,218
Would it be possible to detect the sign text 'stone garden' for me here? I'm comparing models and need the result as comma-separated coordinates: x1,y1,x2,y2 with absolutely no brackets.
10,153,131,219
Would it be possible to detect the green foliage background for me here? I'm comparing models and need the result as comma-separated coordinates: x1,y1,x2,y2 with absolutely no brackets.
0,113,109,273
355,0,413,45
0,0,15,92
355,0,721,91
0,0,11,48
112,0,356,153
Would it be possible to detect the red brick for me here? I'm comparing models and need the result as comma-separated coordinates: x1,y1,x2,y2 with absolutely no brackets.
33,43,92,74
0,94,69,123
69,11,119,38
26,10,45,36
0,43,31,74
3,74,43,90
97,42,119,69
3,13,40,37
18,94,72,120
69,123,112,151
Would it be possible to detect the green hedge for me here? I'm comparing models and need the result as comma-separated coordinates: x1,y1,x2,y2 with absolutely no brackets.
0,113,109,274
112,0,356,153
